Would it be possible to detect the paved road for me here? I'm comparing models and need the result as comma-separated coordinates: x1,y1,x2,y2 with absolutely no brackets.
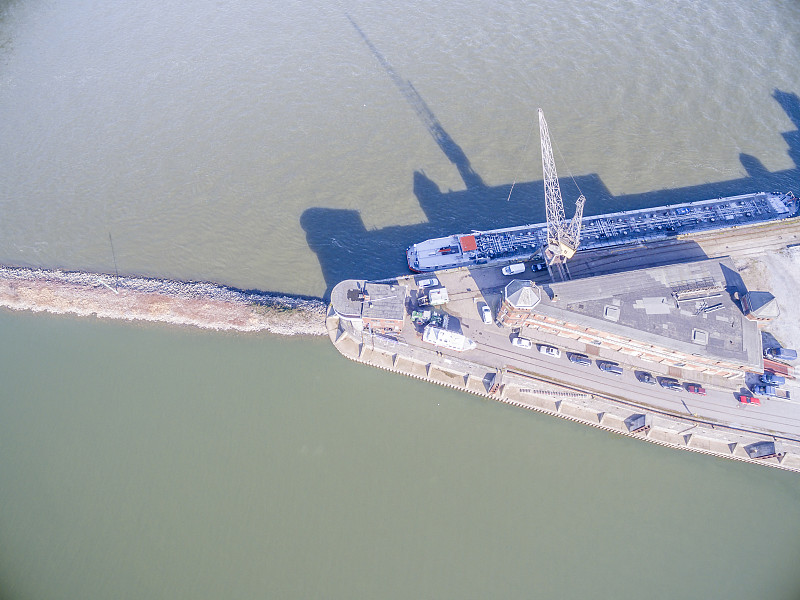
402,263,800,440
467,308,800,439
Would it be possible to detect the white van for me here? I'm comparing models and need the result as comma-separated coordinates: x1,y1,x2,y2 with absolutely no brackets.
501,263,525,276
480,303,492,324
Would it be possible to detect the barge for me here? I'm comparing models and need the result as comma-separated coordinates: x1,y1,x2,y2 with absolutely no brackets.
406,191,798,272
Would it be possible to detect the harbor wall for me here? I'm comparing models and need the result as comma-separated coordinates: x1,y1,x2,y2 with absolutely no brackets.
0,265,328,336
327,310,800,474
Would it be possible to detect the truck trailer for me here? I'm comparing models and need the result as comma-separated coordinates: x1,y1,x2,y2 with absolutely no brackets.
752,384,791,399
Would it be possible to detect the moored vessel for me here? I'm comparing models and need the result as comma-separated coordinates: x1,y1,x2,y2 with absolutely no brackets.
407,191,798,272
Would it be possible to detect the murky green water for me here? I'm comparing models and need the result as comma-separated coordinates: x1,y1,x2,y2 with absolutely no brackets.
1,1,800,598
2,312,799,599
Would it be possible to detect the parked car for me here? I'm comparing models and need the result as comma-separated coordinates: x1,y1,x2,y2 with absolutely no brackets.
567,353,591,366
659,377,682,391
685,383,706,395
480,304,492,324
417,277,439,288
636,371,656,385
511,337,533,350
531,261,547,272
761,373,786,385
597,361,623,375
737,394,761,406
537,344,561,358
501,263,526,276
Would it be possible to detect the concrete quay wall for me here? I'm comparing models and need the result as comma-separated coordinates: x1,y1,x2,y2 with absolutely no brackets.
328,309,800,474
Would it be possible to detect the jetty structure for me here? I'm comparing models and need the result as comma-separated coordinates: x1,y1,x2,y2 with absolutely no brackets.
329,110,800,472
329,231,800,472
0,265,328,336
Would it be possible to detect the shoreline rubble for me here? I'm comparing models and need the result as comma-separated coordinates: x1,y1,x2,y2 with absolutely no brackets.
0,265,328,336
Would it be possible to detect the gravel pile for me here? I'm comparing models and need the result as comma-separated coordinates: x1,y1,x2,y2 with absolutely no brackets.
0,265,328,336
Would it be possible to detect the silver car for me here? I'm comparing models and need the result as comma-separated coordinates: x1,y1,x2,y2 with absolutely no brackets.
511,337,533,349
537,344,561,358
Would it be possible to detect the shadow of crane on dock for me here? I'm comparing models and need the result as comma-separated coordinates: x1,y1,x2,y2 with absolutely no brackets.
301,18,800,299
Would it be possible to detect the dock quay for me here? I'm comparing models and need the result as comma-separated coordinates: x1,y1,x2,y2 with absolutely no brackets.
329,219,800,473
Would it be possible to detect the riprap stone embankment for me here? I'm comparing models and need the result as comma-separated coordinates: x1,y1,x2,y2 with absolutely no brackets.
0,265,328,336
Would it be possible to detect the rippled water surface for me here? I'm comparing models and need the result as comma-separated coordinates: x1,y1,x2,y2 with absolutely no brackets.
1,1,800,598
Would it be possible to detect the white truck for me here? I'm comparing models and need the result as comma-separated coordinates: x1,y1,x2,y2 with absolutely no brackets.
422,326,476,351
501,263,525,276
418,287,449,307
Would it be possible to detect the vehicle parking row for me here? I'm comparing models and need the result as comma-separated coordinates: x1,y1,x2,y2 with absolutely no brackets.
510,336,712,395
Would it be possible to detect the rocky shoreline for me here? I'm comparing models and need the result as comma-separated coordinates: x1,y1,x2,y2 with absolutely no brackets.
0,265,328,336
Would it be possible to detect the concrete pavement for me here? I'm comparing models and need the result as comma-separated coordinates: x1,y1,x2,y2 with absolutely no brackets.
402,264,800,440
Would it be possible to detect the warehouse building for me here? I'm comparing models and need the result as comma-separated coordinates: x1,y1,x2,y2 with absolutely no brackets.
496,258,762,378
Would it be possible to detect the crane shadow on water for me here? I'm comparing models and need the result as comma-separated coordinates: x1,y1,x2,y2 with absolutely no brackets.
300,19,800,299
302,88,800,299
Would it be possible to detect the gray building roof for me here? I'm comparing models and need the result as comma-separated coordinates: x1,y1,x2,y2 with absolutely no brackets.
743,291,780,319
536,257,762,370
330,279,367,319
504,280,541,309
330,279,407,322
362,282,406,322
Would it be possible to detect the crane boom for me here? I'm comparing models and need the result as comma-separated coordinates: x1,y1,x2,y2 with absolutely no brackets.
539,109,565,252
563,194,586,251
538,108,585,262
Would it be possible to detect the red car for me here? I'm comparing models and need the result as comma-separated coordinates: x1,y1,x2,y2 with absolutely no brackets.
737,394,761,405
686,383,706,395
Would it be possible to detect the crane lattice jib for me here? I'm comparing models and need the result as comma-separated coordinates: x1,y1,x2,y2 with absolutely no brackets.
562,194,586,251
538,109,565,247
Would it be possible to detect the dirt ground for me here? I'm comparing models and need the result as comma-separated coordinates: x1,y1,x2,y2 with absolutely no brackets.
734,246,800,351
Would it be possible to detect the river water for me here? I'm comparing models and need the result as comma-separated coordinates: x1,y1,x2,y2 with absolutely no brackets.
1,1,800,598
